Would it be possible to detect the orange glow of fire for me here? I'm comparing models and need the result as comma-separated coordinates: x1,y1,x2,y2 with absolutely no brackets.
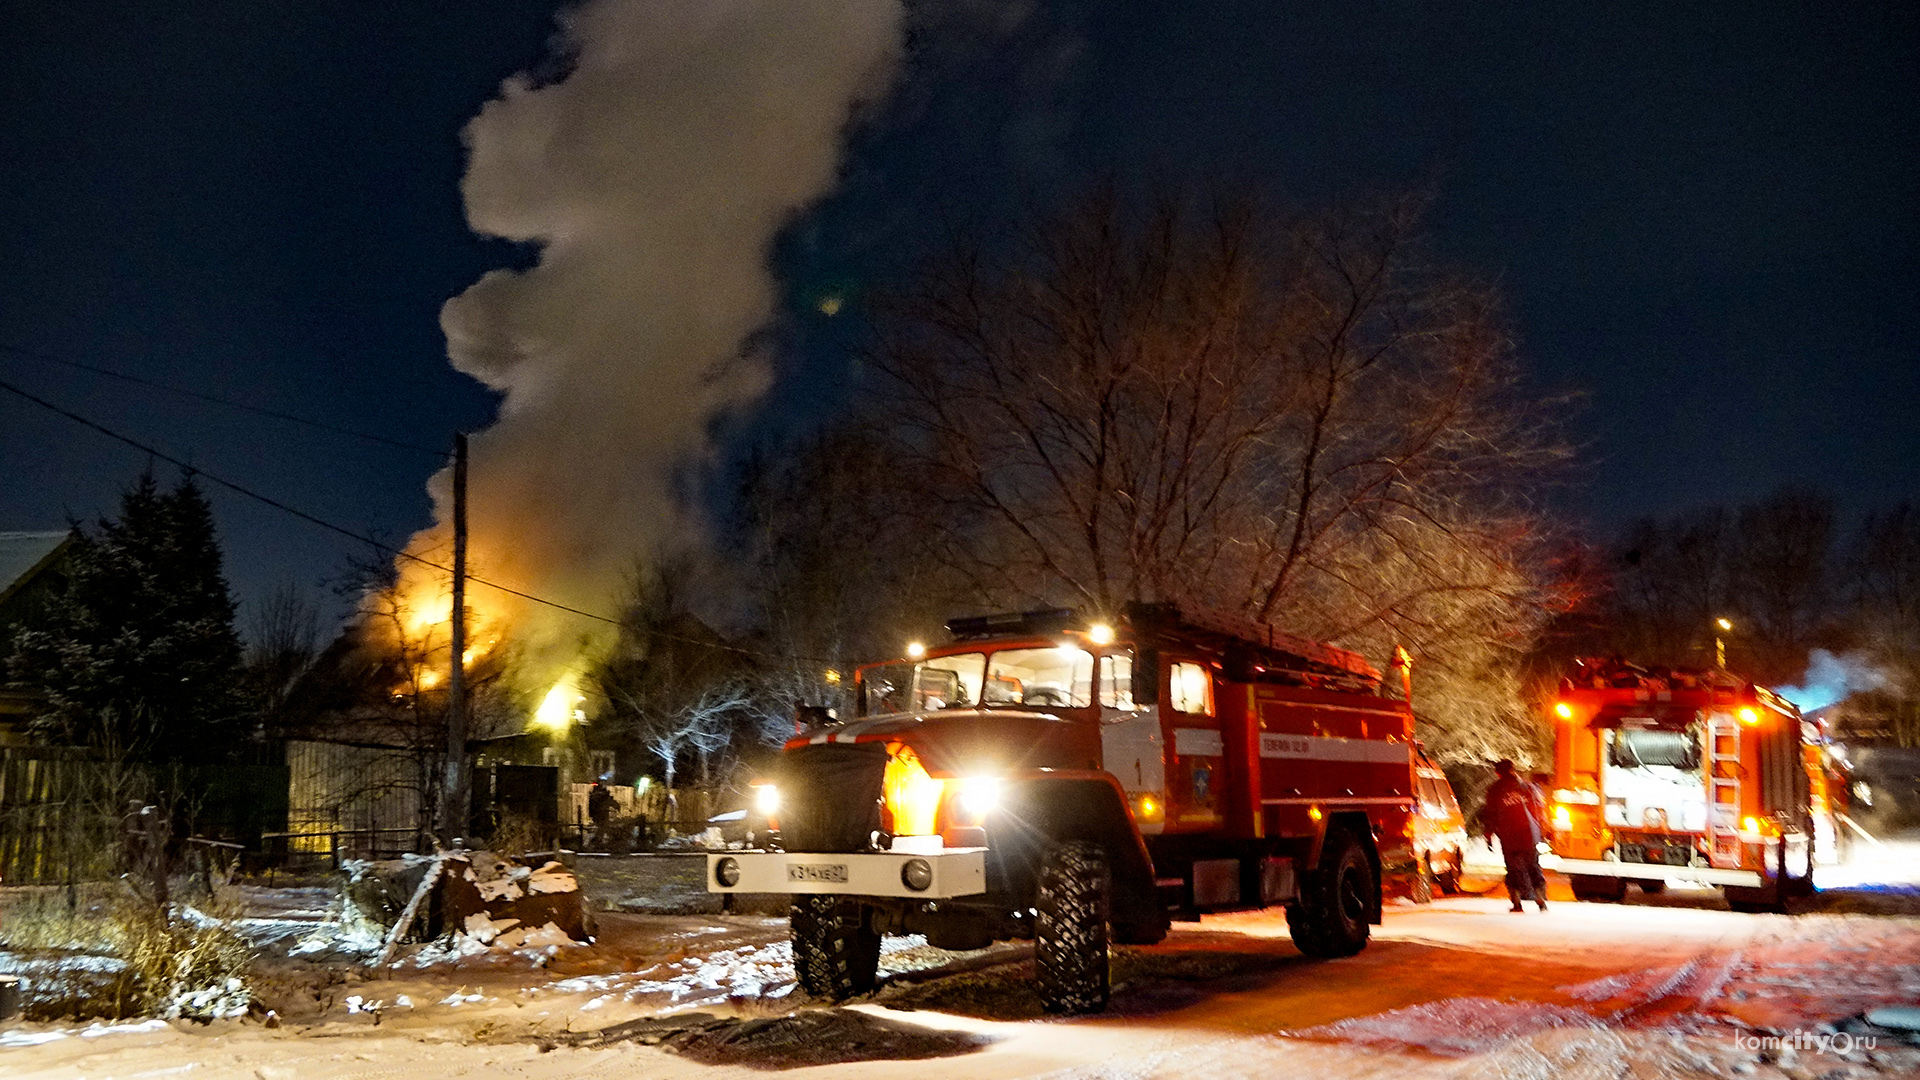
882,743,946,837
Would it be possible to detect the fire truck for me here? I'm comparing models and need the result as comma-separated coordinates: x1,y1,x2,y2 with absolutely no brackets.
708,604,1423,1013
1544,657,1837,912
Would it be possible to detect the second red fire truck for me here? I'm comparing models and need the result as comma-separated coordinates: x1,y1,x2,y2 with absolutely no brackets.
1544,657,1839,912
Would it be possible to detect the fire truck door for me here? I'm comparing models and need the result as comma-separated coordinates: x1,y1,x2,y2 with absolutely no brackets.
1100,705,1166,804
1098,652,1166,816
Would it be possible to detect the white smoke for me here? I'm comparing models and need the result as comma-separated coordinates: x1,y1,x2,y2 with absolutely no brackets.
1776,648,1890,713
401,1,903,689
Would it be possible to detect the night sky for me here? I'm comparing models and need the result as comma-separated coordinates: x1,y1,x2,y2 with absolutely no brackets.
4,1,1915,628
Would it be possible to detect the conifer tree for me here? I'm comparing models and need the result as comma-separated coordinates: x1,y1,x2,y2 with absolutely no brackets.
6,470,246,761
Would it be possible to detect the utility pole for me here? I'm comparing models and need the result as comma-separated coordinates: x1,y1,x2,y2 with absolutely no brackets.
442,433,470,846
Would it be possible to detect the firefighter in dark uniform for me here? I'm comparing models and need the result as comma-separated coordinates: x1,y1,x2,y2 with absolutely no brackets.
1485,760,1547,912
587,780,617,851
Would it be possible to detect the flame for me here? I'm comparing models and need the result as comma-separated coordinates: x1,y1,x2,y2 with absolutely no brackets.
883,743,946,837
534,679,582,731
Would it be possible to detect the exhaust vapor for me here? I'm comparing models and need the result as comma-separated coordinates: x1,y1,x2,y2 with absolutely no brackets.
397,0,902,692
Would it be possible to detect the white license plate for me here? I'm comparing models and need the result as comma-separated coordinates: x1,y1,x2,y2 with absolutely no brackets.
787,863,849,884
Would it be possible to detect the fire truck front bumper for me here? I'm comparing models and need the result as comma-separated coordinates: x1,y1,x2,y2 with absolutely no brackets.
706,848,988,899
1542,854,1763,888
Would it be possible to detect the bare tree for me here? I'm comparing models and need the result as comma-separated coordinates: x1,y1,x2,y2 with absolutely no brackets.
860,188,1571,761
592,560,766,816
1597,488,1838,684
1848,503,1920,745
242,581,326,737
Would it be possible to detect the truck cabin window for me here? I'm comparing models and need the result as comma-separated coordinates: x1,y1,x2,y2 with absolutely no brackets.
863,652,986,715
1169,661,1213,716
1098,653,1141,710
982,647,1094,708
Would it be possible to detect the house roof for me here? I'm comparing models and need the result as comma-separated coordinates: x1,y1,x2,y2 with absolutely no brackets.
0,531,72,609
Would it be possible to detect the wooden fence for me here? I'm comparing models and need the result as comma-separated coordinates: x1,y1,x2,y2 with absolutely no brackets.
0,746,288,885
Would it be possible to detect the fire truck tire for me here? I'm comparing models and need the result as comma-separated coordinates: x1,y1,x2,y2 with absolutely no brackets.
790,895,881,1001
1288,829,1373,958
1034,841,1111,1014
1570,874,1627,903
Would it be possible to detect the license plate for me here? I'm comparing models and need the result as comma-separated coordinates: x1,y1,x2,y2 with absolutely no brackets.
787,863,848,884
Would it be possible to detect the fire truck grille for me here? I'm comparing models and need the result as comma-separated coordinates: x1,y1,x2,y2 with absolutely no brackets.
776,742,887,853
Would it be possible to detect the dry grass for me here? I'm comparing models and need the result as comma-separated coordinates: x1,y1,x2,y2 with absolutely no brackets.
0,883,255,1021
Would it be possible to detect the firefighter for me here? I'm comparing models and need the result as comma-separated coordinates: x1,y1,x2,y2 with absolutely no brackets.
1485,760,1547,912
587,780,617,851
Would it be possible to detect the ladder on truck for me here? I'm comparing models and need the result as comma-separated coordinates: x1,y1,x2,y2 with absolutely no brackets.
1705,709,1742,866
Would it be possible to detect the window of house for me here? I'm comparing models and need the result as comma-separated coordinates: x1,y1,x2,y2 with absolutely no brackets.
1169,661,1213,715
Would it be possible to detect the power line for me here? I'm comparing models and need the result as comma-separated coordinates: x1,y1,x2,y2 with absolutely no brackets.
0,341,452,458
2,374,842,667
0,373,616,627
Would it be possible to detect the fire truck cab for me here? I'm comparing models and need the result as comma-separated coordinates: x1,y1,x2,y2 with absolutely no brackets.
1545,657,1834,912
708,604,1422,1012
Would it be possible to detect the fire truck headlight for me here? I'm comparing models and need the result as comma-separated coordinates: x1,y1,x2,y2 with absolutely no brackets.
1552,805,1572,831
1554,702,1575,720
753,784,781,817
1737,707,1760,726
1088,622,1115,645
714,857,741,888
957,777,1001,819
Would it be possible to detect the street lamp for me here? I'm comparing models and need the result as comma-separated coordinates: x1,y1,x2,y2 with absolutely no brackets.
1714,617,1733,669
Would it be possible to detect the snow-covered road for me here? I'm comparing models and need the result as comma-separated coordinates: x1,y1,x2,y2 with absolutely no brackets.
5,889,1917,1079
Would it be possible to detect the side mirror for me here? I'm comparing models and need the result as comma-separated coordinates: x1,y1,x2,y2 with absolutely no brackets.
1133,648,1159,706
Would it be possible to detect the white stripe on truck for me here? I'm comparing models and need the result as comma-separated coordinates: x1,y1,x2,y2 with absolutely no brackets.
1259,733,1411,764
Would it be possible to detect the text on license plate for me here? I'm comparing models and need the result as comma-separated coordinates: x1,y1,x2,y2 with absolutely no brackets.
787,863,849,884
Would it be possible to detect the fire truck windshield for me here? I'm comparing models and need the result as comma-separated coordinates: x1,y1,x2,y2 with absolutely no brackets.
983,647,1094,708
863,653,986,714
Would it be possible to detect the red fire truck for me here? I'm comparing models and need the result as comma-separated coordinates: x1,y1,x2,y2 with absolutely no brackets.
1544,657,1836,912
709,604,1424,1013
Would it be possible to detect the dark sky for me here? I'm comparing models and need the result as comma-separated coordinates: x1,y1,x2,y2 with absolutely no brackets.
3,1,1915,629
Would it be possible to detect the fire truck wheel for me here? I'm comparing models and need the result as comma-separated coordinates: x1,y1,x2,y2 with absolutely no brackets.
1570,874,1627,902
1288,829,1373,958
790,895,881,1001
1035,841,1111,1014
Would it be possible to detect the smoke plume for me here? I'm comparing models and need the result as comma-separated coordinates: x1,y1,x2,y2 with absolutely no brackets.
1776,648,1890,714
399,1,902,691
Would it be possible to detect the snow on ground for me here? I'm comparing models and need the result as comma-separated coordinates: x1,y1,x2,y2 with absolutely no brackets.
6,874,1920,1079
